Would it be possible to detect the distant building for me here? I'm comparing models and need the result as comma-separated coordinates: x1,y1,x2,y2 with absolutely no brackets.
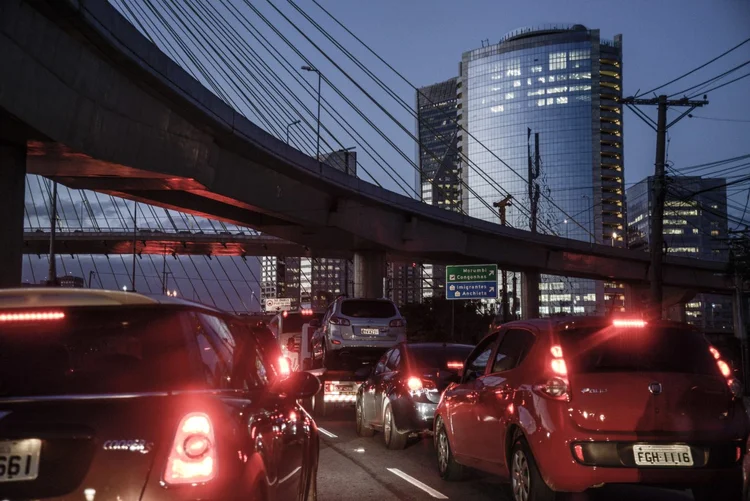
417,77,461,299
261,150,356,311
627,176,731,331
388,262,422,306
457,24,625,316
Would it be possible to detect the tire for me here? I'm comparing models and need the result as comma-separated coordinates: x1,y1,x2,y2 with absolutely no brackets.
509,437,556,501
435,418,465,481
383,404,408,450
693,479,742,501
356,396,375,437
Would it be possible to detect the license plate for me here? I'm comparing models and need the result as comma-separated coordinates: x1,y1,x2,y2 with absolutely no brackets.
0,439,42,482
360,328,380,335
633,444,693,467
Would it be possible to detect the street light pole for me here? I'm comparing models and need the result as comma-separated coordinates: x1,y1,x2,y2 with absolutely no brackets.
47,181,58,286
286,119,301,144
301,66,321,166
493,196,513,322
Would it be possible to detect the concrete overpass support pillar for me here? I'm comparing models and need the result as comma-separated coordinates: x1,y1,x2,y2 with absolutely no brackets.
521,271,540,320
0,142,26,288
354,251,387,299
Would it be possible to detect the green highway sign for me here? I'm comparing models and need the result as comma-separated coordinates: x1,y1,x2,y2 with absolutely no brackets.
445,264,498,300
445,264,498,283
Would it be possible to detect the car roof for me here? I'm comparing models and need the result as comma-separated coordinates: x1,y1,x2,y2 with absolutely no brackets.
496,316,695,333
0,288,225,315
405,342,474,349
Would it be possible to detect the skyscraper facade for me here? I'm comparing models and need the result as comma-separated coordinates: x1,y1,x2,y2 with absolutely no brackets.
417,77,462,299
627,176,732,331
458,25,624,315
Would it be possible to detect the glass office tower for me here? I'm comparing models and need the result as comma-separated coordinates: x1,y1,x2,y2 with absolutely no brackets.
458,25,624,315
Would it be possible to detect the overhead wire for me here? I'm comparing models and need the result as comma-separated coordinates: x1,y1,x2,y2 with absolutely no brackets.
668,59,750,97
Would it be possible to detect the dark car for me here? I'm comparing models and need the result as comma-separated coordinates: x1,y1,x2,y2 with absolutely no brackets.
435,317,746,501
0,288,320,501
355,342,473,449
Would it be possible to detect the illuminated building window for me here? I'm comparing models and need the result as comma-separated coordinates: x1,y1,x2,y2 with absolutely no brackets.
490,105,504,113
528,89,545,96
556,96,568,104
507,68,521,77
686,302,702,308
505,92,515,100
666,200,696,207
668,247,699,253
569,84,592,92
549,52,567,70
664,219,687,226
547,98,554,105
527,78,533,85
583,294,597,302
538,77,546,83
531,66,543,73
537,99,546,107
513,80,521,87
711,230,719,236
547,86,568,94
663,228,683,235
569,49,590,60
693,228,700,234
570,73,591,80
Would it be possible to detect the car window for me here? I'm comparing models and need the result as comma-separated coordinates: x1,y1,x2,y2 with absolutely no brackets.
0,306,199,397
374,350,391,375
340,299,397,318
228,322,274,388
194,313,234,389
463,332,500,382
492,329,536,373
386,348,401,371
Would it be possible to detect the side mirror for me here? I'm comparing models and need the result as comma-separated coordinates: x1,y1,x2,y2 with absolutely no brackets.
354,366,372,379
270,371,320,400
309,319,321,328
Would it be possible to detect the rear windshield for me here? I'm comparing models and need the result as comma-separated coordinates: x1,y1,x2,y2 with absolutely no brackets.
278,313,322,334
561,325,718,375
0,307,198,397
408,346,473,370
340,300,397,318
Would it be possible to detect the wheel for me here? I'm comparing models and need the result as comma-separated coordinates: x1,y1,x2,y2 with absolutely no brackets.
383,404,408,450
509,437,556,501
435,418,465,481
312,392,327,418
693,479,742,501
356,396,375,437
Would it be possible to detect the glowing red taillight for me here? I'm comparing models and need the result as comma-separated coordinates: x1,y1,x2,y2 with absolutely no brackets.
446,361,463,370
709,346,721,360
551,358,567,376
535,344,569,399
407,377,422,392
278,356,291,376
164,413,216,485
0,311,65,322
717,360,732,378
573,444,585,462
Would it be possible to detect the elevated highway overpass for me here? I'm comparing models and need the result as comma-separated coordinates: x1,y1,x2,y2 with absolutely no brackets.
0,0,730,298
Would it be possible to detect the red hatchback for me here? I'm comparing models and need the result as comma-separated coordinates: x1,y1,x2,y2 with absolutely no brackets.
434,317,747,501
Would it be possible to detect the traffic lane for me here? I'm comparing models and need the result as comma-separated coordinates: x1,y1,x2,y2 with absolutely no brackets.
315,407,694,501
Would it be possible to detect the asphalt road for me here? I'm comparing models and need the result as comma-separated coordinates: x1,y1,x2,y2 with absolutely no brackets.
313,407,694,501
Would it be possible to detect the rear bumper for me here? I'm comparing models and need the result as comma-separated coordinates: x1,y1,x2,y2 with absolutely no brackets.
327,337,401,351
532,435,743,492
391,398,437,433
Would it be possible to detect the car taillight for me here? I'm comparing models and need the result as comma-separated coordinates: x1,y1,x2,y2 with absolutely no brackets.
709,346,742,398
164,413,216,485
446,361,463,370
612,319,646,328
389,319,405,328
0,311,65,322
329,316,351,326
407,376,436,396
278,356,291,376
535,345,569,399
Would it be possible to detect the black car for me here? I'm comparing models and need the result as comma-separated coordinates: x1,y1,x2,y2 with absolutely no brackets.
356,342,474,449
0,288,320,501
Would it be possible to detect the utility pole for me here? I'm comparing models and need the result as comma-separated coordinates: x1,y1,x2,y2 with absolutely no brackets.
493,195,513,322
130,202,138,292
622,94,708,318
522,129,541,319
47,181,58,286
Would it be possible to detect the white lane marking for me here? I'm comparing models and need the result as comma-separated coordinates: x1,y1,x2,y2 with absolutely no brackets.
387,468,449,499
317,427,338,438
278,466,302,485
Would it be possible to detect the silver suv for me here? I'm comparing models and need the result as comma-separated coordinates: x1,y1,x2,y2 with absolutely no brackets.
316,297,406,365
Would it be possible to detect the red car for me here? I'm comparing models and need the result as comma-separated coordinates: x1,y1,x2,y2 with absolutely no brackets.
434,317,747,501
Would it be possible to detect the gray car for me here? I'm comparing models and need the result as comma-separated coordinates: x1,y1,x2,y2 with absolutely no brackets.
315,297,406,366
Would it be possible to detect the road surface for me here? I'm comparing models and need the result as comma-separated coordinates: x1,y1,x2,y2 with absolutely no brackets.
314,407,694,501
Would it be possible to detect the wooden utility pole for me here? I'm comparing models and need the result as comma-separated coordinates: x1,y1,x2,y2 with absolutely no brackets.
622,95,707,318
493,195,513,322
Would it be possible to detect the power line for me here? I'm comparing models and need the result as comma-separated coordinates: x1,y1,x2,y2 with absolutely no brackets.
668,59,750,97
690,71,750,98
689,115,750,124
637,36,750,97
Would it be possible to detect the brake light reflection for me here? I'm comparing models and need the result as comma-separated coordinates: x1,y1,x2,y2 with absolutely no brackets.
407,377,422,392
0,311,65,322
446,361,463,370
278,356,291,376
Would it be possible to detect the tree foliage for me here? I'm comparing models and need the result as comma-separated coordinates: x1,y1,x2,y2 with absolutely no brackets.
400,298,494,345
